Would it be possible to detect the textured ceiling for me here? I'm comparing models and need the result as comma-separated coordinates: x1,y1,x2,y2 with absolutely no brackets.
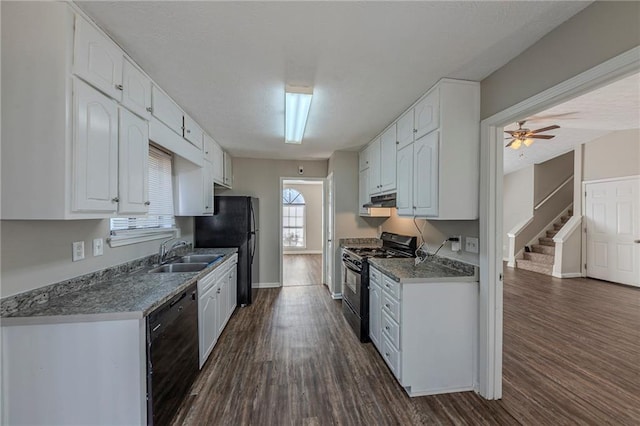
503,72,640,175
77,1,590,160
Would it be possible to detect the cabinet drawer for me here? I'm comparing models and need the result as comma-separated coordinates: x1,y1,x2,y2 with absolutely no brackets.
381,310,400,349
381,334,401,378
370,267,382,286
198,269,217,293
382,291,400,323
381,275,400,300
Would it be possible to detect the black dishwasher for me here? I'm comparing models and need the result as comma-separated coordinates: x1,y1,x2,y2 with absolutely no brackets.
147,284,199,426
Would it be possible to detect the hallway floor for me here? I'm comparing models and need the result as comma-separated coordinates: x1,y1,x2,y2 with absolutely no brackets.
282,254,323,287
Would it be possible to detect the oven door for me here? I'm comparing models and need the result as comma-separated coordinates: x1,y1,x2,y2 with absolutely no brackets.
342,261,362,316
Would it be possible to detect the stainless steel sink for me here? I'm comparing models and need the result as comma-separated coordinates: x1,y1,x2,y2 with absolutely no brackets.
149,263,209,273
174,254,223,264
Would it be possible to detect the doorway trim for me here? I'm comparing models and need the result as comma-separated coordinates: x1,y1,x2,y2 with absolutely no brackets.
279,177,326,287
478,46,640,399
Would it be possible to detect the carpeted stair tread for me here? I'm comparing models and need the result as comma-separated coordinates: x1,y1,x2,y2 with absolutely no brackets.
531,244,555,255
523,252,554,264
516,259,553,275
539,237,555,246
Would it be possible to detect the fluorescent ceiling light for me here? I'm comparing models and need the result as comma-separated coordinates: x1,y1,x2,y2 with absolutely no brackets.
285,85,313,144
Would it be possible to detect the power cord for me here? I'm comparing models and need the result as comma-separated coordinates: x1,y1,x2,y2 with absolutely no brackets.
414,236,461,266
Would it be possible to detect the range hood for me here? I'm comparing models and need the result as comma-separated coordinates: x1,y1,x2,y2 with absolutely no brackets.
363,193,396,208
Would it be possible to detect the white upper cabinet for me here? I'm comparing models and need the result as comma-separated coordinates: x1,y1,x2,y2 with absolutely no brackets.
413,131,439,217
118,107,149,215
183,114,204,149
396,110,414,150
73,14,123,101
207,136,225,185
72,78,119,213
359,169,370,215
203,134,215,164
396,143,414,216
151,85,184,136
121,58,152,120
173,156,214,216
202,161,214,214
223,151,233,189
414,88,439,140
359,148,370,172
367,138,381,195
379,124,397,193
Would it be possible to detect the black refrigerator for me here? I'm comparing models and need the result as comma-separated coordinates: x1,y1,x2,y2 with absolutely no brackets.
194,196,259,306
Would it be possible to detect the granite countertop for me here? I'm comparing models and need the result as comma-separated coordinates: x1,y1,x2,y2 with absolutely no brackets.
368,256,477,284
339,237,381,249
2,248,238,324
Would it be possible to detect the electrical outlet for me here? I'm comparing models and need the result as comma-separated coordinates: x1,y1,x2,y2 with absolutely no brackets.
451,235,462,252
93,238,104,256
465,237,479,254
72,241,85,262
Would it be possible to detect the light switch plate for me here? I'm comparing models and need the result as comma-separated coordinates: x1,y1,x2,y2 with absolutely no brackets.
93,238,104,256
465,237,479,254
72,241,85,262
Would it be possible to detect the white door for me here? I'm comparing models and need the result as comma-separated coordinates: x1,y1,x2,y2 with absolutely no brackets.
199,286,218,367
414,88,439,139
368,139,381,195
121,58,152,120
396,109,414,150
396,143,413,216
151,85,184,135
73,15,123,101
183,114,204,149
325,173,334,292
202,161,214,215
369,281,381,348
585,177,640,287
413,131,439,217
72,79,119,213
118,108,149,215
380,124,397,192
359,169,370,215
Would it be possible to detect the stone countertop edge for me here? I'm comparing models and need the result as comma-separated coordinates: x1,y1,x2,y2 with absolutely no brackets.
338,238,382,248
1,248,238,325
368,257,478,284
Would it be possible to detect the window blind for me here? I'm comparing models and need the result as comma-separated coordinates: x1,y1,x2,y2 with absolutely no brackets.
110,146,176,233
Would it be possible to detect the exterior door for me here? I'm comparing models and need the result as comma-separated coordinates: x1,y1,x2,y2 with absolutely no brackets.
585,177,639,287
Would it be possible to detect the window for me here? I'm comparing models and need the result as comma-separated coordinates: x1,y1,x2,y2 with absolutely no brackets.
283,188,305,248
109,146,178,246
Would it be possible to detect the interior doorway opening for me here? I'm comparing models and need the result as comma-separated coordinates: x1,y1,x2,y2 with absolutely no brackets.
280,179,325,287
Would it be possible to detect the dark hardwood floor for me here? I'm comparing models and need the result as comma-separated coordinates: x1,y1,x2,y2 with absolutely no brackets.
283,254,323,287
172,269,640,425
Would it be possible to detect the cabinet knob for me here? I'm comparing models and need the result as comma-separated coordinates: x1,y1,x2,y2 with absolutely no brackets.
205,206,210,209
413,129,417,133
186,129,191,134
112,197,119,203
385,326,390,330
385,303,390,308
396,141,399,145
385,352,390,358
115,84,123,91
144,201,151,206
146,107,153,113
217,288,221,294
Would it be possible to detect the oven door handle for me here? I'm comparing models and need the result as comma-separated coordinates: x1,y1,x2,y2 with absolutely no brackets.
343,262,361,274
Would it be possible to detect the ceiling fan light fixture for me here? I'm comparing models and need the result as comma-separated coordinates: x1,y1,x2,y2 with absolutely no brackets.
510,139,522,150
285,85,313,144
523,138,535,147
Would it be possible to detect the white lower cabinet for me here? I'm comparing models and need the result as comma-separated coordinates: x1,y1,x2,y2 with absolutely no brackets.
197,255,238,368
369,266,478,397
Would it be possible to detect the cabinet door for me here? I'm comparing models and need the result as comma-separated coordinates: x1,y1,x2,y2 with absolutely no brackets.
380,124,397,193
229,264,237,315
367,138,381,195
396,143,413,216
202,161,214,215
203,134,215,164
413,131,439,217
121,58,151,120
414,88,439,140
211,141,224,185
369,282,382,349
73,15,123,101
216,279,227,336
358,149,370,172
183,114,203,149
359,169,370,215
118,108,149,215
396,110,414,150
72,79,118,213
223,152,233,188
199,286,218,366
151,85,184,136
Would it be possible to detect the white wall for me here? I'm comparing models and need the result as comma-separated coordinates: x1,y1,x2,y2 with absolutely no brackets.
583,129,640,181
502,166,534,256
283,182,323,253
0,217,193,298
223,157,328,285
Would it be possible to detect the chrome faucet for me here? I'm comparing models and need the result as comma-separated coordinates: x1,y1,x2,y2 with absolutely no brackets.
159,238,189,264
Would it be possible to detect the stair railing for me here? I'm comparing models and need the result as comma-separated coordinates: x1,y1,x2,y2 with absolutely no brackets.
534,176,574,211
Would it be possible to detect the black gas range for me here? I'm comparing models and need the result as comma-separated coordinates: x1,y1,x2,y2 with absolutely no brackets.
341,232,417,342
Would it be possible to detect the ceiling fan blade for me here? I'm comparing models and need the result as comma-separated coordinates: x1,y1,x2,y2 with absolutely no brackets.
504,130,517,135
530,125,560,134
505,139,515,147
529,134,555,139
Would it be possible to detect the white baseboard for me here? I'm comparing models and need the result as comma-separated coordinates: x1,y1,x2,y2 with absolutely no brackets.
553,272,582,278
331,292,342,300
253,282,281,288
283,250,323,255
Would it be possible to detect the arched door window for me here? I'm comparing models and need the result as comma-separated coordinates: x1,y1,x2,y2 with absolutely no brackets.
283,188,305,248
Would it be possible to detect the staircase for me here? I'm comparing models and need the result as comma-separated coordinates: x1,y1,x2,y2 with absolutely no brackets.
516,211,572,275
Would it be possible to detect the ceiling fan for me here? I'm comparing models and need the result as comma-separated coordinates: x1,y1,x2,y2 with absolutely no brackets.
505,120,560,150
